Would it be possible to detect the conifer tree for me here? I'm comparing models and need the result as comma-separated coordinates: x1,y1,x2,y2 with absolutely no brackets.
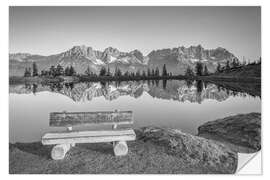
142,70,146,77
162,64,167,76
203,65,209,76
56,64,64,76
49,66,56,77
106,66,111,76
85,66,91,76
195,62,203,76
155,67,159,77
151,69,155,76
185,66,194,77
216,63,222,73
64,66,70,76
136,70,141,77
32,62,38,76
99,67,107,76
147,68,151,77
69,66,76,76
226,60,230,71
24,68,31,77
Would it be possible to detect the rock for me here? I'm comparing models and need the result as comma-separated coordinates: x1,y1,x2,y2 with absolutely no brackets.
198,113,261,153
136,127,237,174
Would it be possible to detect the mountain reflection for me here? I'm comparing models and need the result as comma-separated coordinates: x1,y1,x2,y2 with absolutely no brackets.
9,80,260,103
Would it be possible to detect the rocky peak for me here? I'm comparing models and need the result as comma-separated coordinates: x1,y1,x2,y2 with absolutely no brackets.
64,45,90,58
103,47,120,56
129,49,144,61
61,45,103,62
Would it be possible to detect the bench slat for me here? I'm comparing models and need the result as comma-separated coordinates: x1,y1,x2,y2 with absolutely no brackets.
43,129,135,139
42,129,136,145
50,111,133,127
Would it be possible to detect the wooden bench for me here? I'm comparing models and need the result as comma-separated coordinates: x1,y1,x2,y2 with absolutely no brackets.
42,110,136,160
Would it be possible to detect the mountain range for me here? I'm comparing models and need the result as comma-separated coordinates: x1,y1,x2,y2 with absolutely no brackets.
9,45,239,76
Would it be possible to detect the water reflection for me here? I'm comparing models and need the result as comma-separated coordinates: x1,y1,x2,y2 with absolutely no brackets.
10,80,260,104
9,79,261,143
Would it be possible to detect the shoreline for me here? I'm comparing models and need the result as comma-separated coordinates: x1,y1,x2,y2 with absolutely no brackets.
9,75,261,85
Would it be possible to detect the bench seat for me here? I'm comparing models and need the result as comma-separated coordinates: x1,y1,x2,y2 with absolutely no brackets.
42,129,136,145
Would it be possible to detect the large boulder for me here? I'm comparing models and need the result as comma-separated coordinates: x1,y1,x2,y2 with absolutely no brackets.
198,113,261,153
136,127,237,173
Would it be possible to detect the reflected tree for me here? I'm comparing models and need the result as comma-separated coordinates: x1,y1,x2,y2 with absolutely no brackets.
185,79,194,88
32,84,38,94
162,79,167,89
196,80,203,94
195,62,203,76
155,79,159,87
204,81,208,89
32,62,38,77
100,81,107,88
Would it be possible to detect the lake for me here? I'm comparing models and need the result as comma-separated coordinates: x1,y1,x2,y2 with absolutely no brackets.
9,80,261,143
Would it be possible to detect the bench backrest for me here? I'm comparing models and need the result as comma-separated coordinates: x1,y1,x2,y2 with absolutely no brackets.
50,110,133,127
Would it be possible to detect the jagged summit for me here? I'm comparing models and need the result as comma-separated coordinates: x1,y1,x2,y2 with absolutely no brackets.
147,45,238,74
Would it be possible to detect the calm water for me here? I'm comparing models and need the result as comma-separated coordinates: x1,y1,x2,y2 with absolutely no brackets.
9,80,261,143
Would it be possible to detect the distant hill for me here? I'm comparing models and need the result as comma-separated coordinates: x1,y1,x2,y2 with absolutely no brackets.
9,45,239,76
211,63,261,78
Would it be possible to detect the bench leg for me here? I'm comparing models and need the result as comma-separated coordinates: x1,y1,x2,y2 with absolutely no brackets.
51,144,71,160
113,141,128,156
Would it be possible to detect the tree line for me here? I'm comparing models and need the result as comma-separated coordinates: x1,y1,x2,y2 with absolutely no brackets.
24,57,261,78
85,64,171,78
24,63,171,78
24,63,76,77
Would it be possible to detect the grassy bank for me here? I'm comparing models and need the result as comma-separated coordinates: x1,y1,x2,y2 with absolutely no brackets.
200,63,261,83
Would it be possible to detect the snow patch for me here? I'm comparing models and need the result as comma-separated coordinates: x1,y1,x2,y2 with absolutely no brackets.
190,58,199,62
90,65,98,70
119,85,130,91
93,83,102,89
108,55,130,64
109,56,117,63
108,85,117,92
94,58,105,65
117,57,130,64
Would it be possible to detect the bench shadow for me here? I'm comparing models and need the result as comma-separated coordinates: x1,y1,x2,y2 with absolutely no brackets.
77,143,115,156
10,142,116,159
10,142,52,159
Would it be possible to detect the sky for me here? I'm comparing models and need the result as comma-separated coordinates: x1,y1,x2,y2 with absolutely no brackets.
9,6,261,60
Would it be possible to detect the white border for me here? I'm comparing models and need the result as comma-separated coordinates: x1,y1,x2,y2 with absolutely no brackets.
1,0,269,179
